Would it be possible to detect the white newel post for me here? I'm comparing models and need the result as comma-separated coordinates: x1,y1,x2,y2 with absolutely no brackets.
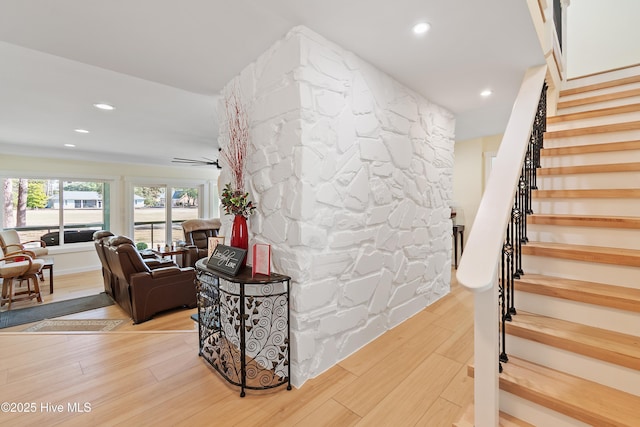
474,276,500,426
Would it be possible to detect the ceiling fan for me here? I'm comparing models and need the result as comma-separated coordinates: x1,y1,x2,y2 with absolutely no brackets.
171,157,222,169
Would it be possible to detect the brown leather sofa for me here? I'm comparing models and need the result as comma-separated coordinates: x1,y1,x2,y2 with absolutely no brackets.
180,218,222,267
101,235,197,323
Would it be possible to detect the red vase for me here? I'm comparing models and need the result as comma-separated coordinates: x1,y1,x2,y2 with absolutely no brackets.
230,214,248,267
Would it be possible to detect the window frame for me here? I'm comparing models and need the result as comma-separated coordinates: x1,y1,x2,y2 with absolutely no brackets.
0,173,117,247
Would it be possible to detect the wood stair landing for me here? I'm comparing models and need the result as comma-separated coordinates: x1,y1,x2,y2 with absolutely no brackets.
505,311,640,370
529,214,640,229
475,357,640,427
514,274,640,313
521,241,640,267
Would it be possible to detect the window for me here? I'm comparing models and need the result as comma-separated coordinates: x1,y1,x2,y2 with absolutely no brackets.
1,178,109,246
132,185,201,250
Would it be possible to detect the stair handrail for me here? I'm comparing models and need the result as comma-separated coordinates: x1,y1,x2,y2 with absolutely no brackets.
456,64,547,426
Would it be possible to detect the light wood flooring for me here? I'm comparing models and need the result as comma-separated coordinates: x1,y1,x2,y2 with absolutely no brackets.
0,269,473,426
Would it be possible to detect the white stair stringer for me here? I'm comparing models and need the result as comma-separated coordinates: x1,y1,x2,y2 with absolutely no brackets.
499,391,590,427
513,288,640,337
505,335,640,396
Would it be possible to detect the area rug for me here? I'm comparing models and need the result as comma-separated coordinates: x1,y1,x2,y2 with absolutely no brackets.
22,319,124,332
0,293,115,329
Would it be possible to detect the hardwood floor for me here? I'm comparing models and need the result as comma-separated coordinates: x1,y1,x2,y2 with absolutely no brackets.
0,268,473,426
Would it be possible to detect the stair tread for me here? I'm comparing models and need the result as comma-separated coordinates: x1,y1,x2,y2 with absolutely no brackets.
538,162,640,175
529,214,640,229
498,357,640,426
560,75,640,97
544,120,640,139
521,241,640,267
514,273,640,313
557,88,640,110
532,188,640,198
506,311,640,370
454,404,535,427
548,103,640,124
541,140,640,156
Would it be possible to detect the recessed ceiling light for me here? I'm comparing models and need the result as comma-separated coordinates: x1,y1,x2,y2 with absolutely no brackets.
64,144,76,148
93,103,115,111
74,129,90,134
481,89,493,97
413,22,430,35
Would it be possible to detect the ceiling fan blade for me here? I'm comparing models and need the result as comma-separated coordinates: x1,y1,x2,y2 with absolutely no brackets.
171,157,222,169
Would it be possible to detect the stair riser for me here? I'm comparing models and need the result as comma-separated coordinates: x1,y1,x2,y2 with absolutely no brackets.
532,199,640,217
544,129,640,147
514,289,640,336
528,224,640,250
505,335,640,396
499,391,591,427
559,82,640,103
563,65,640,91
548,110,640,131
541,150,640,167
558,95,640,115
539,172,640,189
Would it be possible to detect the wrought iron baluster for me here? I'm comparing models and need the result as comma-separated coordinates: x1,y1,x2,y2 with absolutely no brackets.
498,82,547,369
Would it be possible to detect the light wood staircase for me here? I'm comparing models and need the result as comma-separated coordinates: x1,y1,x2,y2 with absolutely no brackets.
457,67,640,426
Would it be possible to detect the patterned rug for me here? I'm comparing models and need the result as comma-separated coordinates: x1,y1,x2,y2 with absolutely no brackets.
23,319,125,332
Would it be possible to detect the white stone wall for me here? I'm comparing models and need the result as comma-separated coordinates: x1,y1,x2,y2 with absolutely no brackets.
219,26,455,387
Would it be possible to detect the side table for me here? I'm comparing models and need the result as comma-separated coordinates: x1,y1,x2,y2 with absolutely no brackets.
41,257,54,293
195,259,292,397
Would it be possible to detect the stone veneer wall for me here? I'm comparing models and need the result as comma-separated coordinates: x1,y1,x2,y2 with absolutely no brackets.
218,26,455,387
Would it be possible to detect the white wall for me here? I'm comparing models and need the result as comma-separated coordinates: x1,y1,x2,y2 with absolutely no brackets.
219,26,455,387
0,154,218,274
453,134,502,239
567,0,640,78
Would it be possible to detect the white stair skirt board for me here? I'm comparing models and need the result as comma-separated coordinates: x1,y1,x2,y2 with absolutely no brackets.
505,335,640,396
527,225,640,250
499,390,591,427
532,198,640,217
514,289,640,336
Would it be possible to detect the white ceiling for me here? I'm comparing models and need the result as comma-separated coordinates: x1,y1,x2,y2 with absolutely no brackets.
0,0,543,166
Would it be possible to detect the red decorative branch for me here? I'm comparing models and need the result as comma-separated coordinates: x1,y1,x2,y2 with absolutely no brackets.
220,88,249,192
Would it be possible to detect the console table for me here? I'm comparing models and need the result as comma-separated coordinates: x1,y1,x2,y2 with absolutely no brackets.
195,258,292,397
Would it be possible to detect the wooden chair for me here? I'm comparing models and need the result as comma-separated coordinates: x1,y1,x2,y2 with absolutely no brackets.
0,229,49,258
0,248,44,310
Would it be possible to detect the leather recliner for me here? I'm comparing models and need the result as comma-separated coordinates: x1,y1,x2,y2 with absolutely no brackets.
180,218,222,267
104,235,196,324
